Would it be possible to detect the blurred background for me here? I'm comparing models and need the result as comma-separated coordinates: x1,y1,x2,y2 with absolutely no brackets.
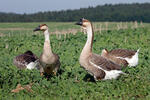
0,0,150,22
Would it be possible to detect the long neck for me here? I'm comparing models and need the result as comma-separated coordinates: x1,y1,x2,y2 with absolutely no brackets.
81,23,94,55
44,30,50,42
43,29,53,55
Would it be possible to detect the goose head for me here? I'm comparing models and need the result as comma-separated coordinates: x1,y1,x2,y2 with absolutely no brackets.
75,18,91,32
33,24,48,32
24,50,34,56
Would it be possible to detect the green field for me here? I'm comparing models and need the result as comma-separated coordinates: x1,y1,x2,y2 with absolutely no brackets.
0,22,150,100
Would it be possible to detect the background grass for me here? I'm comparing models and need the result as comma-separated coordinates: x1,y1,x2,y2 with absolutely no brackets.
0,22,150,100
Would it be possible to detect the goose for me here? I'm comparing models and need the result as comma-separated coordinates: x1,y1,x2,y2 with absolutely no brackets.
33,24,60,75
101,48,139,67
75,18,125,81
13,50,41,70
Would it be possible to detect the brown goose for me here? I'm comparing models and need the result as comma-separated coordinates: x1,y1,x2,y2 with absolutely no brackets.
33,24,60,75
101,48,139,67
13,50,40,70
76,18,125,80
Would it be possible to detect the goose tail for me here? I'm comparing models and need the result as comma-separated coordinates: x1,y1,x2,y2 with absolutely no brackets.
136,48,140,53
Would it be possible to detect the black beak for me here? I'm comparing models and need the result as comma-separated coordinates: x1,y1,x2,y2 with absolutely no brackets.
33,26,40,32
75,18,83,26
75,21,82,26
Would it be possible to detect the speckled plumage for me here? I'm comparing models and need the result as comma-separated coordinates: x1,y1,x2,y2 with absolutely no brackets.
13,51,39,69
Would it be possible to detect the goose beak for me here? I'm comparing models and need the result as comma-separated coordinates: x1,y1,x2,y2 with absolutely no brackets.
33,26,40,32
75,22,82,26
75,18,84,25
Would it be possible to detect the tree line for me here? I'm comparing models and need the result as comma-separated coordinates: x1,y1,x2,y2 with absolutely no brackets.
0,3,150,22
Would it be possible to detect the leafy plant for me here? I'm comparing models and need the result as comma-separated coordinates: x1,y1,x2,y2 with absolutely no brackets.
0,22,150,99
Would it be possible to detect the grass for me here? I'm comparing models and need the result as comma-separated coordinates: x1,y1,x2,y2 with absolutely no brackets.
0,22,150,100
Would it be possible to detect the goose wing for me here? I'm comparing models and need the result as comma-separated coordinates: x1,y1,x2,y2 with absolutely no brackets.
89,53,122,71
109,49,136,58
13,53,38,69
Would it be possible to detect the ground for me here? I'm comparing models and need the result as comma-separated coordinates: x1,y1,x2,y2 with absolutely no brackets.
0,22,150,100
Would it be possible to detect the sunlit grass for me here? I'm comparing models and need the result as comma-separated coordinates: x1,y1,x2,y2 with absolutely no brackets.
0,22,150,99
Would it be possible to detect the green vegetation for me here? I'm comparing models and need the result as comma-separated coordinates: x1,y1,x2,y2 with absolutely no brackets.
0,22,150,100
0,3,150,22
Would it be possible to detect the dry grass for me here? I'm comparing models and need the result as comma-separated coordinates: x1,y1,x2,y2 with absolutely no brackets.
0,32,5,37
0,28,32,31
0,22,146,38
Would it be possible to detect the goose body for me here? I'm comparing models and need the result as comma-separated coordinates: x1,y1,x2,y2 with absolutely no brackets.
101,48,139,67
76,18,124,80
13,50,39,70
34,24,60,75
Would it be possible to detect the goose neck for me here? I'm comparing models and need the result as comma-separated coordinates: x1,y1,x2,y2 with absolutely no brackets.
81,24,94,55
43,29,53,55
44,29,50,42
